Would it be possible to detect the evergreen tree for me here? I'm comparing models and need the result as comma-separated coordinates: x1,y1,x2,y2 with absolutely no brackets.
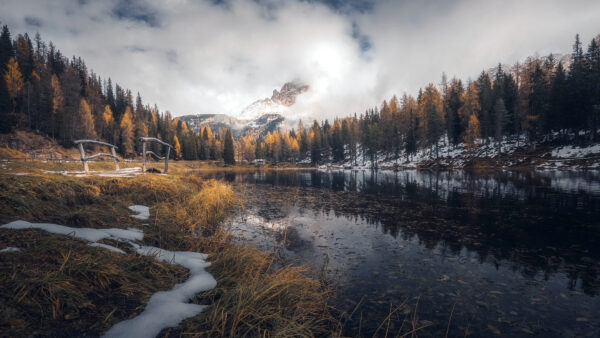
446,78,464,146
223,128,235,164
493,98,507,153
311,122,322,164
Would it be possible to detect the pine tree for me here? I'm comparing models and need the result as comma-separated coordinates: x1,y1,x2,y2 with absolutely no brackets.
223,128,235,164
493,98,507,153
446,78,464,146
549,62,568,136
311,122,322,164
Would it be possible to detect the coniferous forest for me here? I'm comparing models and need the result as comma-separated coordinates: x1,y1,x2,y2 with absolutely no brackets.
1,24,599,165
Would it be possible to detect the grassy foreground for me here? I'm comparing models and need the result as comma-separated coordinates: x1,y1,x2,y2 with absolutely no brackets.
0,166,338,336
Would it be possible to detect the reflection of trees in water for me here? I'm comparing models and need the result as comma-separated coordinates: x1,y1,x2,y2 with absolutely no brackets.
240,171,600,296
200,170,600,295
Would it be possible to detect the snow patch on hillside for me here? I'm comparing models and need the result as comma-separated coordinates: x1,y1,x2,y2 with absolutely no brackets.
129,205,150,220
0,247,20,253
552,144,600,158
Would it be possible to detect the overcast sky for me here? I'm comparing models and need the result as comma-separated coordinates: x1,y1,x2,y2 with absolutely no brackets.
1,0,600,119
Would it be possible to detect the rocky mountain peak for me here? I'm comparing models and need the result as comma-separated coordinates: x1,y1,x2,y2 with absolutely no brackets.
271,82,309,106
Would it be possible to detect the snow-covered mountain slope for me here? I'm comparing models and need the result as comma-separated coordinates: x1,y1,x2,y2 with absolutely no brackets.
239,82,308,120
238,98,290,121
178,82,308,137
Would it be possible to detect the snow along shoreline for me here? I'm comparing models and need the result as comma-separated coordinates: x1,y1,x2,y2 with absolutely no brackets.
0,205,216,338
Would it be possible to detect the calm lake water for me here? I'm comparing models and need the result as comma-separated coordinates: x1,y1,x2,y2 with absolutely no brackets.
196,169,600,337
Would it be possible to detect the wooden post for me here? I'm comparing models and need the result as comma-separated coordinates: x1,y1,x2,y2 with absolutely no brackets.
141,141,146,173
77,143,89,174
164,147,170,174
111,146,119,171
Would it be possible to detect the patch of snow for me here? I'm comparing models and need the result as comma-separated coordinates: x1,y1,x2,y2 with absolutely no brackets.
1,219,216,338
88,243,126,254
552,144,600,158
128,205,150,220
104,243,215,338
0,221,144,242
0,246,20,253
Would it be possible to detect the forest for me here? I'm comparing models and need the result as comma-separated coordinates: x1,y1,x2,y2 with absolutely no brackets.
1,24,599,165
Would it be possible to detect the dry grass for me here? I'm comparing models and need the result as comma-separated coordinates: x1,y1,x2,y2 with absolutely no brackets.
0,147,28,159
0,167,339,337
167,244,337,337
0,230,188,337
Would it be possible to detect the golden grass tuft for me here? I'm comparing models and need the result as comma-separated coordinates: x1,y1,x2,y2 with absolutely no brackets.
0,147,28,159
186,180,235,233
171,244,338,337
0,166,339,337
0,229,187,337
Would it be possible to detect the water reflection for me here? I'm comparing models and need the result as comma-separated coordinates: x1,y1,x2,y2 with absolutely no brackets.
196,169,600,336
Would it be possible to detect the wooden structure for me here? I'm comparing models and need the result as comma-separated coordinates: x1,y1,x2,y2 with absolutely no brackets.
74,140,120,174
139,137,173,174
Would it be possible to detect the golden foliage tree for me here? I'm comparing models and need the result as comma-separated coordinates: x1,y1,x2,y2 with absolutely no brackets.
173,135,182,159
119,106,135,157
465,113,481,152
76,98,96,139
50,74,63,114
4,57,24,111
458,82,480,128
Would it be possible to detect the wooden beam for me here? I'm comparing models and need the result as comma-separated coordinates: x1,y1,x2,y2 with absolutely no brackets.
141,141,146,174
77,143,89,174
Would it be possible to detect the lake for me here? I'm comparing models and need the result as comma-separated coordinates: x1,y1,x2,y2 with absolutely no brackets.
195,169,600,337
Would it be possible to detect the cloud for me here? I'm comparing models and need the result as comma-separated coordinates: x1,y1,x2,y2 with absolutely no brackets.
1,0,600,120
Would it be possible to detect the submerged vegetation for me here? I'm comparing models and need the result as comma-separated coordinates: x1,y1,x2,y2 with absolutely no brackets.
0,167,339,336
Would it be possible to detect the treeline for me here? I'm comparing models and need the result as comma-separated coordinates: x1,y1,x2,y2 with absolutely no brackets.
0,25,236,161
1,25,599,166
238,34,600,164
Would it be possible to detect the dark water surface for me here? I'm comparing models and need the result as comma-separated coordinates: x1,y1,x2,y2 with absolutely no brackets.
196,170,600,337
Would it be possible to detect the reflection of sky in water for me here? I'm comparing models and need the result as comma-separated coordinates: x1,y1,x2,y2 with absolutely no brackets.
209,170,600,336
233,203,600,337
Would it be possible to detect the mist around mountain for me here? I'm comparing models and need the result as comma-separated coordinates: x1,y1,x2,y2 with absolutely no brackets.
179,82,309,138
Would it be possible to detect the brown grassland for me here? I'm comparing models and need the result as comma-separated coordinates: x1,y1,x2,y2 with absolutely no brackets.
0,160,339,337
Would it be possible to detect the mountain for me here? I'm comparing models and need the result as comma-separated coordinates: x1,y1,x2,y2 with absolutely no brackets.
179,82,308,137
239,82,309,120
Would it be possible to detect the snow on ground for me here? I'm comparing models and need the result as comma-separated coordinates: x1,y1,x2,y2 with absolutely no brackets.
0,204,216,338
105,244,216,338
0,247,21,253
1,221,144,242
316,134,600,169
552,144,600,158
128,205,150,220
88,243,126,254
41,167,143,178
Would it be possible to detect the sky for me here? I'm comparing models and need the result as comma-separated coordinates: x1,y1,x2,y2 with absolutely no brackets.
1,0,600,119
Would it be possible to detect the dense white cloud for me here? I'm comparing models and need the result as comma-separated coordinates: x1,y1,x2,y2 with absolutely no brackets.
1,0,599,119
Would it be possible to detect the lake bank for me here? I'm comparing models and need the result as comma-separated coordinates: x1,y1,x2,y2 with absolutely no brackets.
198,169,600,337
0,166,338,336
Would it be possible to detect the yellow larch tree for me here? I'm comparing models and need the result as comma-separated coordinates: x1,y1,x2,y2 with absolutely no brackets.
4,57,24,111
465,113,481,152
76,98,96,139
119,107,135,157
173,135,182,159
